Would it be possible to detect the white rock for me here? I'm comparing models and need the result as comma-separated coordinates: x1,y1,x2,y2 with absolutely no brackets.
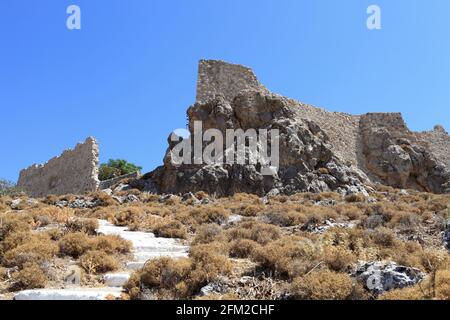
104,272,131,287
14,288,123,300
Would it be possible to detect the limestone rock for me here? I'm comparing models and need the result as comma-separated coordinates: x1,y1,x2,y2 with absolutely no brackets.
354,261,425,295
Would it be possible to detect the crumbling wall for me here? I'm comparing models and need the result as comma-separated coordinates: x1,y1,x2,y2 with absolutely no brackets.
17,137,100,197
418,125,450,168
196,59,268,103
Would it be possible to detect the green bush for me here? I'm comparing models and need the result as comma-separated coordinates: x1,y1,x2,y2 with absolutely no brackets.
98,159,142,181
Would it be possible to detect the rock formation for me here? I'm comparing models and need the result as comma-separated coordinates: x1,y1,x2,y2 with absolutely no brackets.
140,60,450,196
17,137,100,197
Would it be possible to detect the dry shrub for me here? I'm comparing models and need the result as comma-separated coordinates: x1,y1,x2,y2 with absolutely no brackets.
187,244,232,293
229,239,261,259
125,257,192,299
12,263,47,290
262,210,307,227
226,221,281,245
370,227,397,248
388,212,420,231
194,191,209,200
193,224,223,245
79,250,119,274
66,218,99,235
190,206,230,225
240,204,264,217
252,236,321,279
0,213,33,241
59,231,132,258
153,219,188,239
0,266,6,280
45,228,65,241
232,193,260,202
139,193,160,203
195,293,239,300
322,245,357,272
291,270,354,300
345,194,366,203
2,232,59,268
126,245,232,299
90,191,117,207
114,206,144,226
378,286,423,300
335,204,362,221
93,235,132,254
31,206,74,224
59,232,92,258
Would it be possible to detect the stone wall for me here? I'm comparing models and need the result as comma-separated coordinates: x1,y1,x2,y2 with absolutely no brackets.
418,125,450,168
196,59,268,103
17,137,100,197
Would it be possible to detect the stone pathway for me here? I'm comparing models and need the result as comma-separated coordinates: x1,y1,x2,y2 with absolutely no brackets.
14,220,189,300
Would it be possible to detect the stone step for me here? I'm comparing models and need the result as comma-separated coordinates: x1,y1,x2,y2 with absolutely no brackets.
103,272,131,287
14,288,123,300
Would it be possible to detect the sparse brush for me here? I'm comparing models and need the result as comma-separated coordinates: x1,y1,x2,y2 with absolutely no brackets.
229,239,261,258
153,219,188,239
290,270,354,300
12,262,48,290
93,235,132,254
79,250,119,274
193,224,223,245
2,232,59,268
252,236,321,279
114,206,144,226
226,221,281,245
66,218,99,235
59,232,92,258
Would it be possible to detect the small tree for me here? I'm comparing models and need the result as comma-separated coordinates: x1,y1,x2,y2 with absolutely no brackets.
98,159,142,181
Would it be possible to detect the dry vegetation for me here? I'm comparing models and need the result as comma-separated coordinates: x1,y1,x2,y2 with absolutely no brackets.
1,185,450,300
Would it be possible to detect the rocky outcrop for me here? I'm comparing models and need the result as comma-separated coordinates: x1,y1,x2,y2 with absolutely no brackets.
137,60,450,196
354,261,425,295
17,137,100,197
360,114,450,193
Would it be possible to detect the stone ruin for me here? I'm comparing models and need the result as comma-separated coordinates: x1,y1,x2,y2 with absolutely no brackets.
17,137,100,197
16,60,450,197
139,59,450,196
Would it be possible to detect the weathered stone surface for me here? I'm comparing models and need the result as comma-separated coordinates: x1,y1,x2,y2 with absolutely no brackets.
17,137,100,197
360,114,450,193
196,60,268,104
354,261,425,295
138,60,450,196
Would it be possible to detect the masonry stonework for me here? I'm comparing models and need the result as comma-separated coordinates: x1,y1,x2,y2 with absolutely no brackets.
17,137,100,197
196,60,268,103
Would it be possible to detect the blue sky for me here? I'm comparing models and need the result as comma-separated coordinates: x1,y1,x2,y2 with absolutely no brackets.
1,0,449,181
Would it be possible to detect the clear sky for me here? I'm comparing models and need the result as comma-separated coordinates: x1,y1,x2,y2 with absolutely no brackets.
1,0,449,182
